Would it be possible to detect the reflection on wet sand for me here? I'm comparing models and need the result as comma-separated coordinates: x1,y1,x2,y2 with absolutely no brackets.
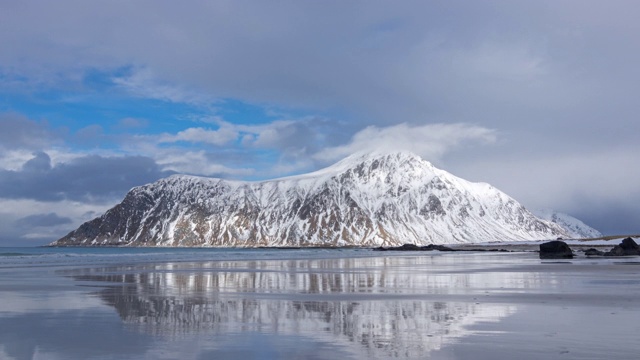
62,255,538,358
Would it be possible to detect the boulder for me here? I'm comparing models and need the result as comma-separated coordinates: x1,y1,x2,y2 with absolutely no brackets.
584,248,605,256
539,240,574,259
605,246,626,257
605,238,640,256
619,237,640,255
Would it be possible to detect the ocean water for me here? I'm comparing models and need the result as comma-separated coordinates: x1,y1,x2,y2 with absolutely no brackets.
1,247,639,359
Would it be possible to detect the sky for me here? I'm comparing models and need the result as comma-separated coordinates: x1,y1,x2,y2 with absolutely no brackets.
1,0,639,246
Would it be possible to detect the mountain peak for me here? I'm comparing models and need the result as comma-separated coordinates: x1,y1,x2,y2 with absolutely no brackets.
531,209,602,239
273,151,433,184
334,150,430,168
52,150,576,247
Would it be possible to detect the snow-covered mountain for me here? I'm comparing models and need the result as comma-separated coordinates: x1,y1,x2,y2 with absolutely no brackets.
51,152,571,247
531,209,602,239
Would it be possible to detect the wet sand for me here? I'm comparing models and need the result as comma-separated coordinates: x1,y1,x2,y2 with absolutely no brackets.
1,249,639,359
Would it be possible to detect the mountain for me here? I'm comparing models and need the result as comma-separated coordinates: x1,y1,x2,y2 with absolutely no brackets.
51,152,570,247
531,209,602,239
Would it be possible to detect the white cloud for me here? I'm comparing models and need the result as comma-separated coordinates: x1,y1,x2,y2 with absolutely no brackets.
240,120,298,148
155,117,330,155
314,123,497,163
112,67,218,107
0,149,34,171
158,126,238,146
155,150,254,177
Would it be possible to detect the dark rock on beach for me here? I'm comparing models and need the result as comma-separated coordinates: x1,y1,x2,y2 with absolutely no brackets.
605,246,626,257
619,237,640,254
373,243,511,252
584,248,605,256
374,244,456,252
605,237,640,256
539,240,573,259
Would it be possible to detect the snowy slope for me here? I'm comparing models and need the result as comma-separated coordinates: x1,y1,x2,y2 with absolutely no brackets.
531,209,602,239
52,152,569,247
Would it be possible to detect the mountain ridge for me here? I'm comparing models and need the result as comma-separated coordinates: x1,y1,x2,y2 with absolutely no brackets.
531,208,602,239
51,151,581,247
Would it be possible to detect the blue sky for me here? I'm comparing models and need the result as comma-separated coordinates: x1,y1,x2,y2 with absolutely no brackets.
1,1,639,245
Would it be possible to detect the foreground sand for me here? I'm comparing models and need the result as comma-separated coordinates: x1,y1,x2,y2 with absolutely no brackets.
1,249,639,359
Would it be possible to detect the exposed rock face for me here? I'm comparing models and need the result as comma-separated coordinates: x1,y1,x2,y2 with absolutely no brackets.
51,152,571,247
539,240,574,259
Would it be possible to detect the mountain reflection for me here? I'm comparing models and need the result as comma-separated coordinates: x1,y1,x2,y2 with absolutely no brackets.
64,255,535,358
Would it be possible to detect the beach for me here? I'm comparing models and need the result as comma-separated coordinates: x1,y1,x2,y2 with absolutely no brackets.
1,247,639,359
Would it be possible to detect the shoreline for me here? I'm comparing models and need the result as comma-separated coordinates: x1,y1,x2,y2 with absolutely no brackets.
38,236,640,261
39,234,640,249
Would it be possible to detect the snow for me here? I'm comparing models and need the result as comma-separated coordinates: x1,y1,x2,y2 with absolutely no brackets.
53,151,598,247
531,208,602,238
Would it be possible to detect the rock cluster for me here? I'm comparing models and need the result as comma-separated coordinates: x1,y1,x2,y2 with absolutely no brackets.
373,244,510,252
541,237,640,259
603,237,640,256
374,244,456,251
583,237,640,257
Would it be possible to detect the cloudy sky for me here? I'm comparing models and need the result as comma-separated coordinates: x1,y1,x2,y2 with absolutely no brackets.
1,1,639,246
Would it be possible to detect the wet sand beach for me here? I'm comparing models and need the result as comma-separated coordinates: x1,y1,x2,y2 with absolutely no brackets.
1,248,639,359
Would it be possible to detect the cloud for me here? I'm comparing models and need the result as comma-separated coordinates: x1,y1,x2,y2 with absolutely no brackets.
14,212,72,228
0,113,61,152
245,118,340,154
158,126,238,146
74,124,105,144
447,146,640,235
3,1,639,146
112,67,218,107
115,117,148,129
1,1,639,237
0,152,174,202
154,150,254,177
149,117,348,176
0,198,112,245
21,151,52,172
314,123,497,163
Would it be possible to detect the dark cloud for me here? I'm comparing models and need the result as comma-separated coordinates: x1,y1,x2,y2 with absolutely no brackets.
573,204,640,236
0,152,174,203
22,151,52,172
14,212,72,228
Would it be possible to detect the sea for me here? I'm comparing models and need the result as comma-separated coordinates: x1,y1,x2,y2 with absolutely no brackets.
1,246,639,359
